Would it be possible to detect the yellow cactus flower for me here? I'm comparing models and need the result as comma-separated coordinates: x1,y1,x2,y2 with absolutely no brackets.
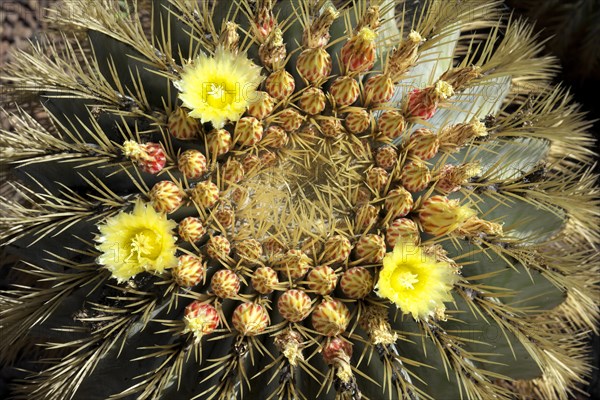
176,47,263,128
96,201,178,282
375,241,458,320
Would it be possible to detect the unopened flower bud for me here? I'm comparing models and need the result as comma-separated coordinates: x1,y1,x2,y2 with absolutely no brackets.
312,299,350,336
168,107,200,140
400,160,431,192
190,180,220,209
340,267,373,299
178,217,206,243
206,128,232,157
183,301,219,341
232,302,270,336
408,128,439,160
173,254,206,287
247,91,275,120
266,69,295,100
364,74,394,105
234,117,263,147
419,195,475,236
298,87,326,115
149,180,184,214
341,27,377,73
345,109,371,133
297,47,332,84
355,234,386,263
211,268,240,298
406,80,454,120
178,149,207,179
330,76,360,106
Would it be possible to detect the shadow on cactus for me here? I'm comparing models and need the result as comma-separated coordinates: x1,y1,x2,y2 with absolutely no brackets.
1,0,598,399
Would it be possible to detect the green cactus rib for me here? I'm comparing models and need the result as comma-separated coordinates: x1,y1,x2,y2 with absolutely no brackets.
0,1,598,400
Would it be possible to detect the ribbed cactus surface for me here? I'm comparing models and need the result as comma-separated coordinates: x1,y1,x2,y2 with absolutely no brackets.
0,0,598,399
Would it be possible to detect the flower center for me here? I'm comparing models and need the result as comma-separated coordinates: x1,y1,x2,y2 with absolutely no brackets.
128,229,161,262
208,83,226,100
390,269,419,291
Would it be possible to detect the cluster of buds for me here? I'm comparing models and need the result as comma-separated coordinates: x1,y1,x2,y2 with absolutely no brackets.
123,140,167,174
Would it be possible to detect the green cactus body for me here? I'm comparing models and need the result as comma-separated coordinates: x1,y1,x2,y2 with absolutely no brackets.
0,0,598,399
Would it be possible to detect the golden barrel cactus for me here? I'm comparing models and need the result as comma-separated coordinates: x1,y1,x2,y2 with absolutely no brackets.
0,0,598,399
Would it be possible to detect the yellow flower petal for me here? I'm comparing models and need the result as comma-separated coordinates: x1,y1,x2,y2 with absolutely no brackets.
176,47,263,128
96,201,178,282
375,240,457,320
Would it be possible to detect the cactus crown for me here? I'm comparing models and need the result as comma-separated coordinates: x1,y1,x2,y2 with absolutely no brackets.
1,0,598,399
